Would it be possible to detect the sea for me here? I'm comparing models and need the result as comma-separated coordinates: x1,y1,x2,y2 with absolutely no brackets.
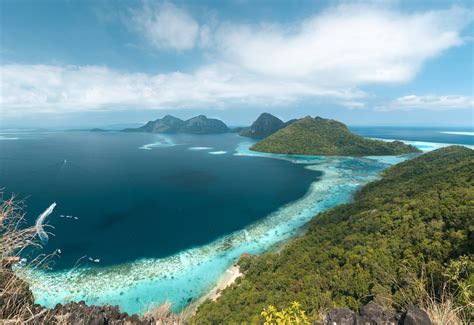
0,126,472,314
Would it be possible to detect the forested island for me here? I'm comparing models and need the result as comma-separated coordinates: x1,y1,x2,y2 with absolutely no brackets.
251,116,420,156
192,145,473,323
122,115,229,134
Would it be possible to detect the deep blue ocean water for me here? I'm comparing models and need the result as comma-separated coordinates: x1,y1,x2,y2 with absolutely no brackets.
0,132,319,269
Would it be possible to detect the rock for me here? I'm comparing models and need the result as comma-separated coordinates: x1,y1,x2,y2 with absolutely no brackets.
356,302,396,324
324,307,356,325
400,306,432,325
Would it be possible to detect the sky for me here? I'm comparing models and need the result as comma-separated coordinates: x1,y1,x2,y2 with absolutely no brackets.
0,0,473,128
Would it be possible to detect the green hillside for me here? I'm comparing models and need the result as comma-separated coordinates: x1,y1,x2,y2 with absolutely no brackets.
193,146,474,323
251,116,420,156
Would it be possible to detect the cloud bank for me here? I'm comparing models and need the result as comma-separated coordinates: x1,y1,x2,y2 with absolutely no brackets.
1,63,365,115
379,95,474,111
0,3,472,116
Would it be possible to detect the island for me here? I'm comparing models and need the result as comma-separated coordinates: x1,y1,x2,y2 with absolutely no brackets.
239,112,292,138
122,114,229,134
89,128,109,132
193,145,473,323
251,116,420,156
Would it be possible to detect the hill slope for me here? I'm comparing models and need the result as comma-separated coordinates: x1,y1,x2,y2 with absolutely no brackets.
179,115,229,134
239,113,286,138
251,116,420,156
193,146,473,323
122,115,184,133
122,115,229,134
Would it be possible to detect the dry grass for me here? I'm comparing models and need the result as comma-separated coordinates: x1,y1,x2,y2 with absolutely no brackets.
421,296,465,325
0,195,40,258
0,194,59,323
399,266,473,325
142,301,189,324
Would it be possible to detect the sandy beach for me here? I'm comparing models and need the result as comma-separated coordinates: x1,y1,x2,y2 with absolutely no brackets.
186,264,242,316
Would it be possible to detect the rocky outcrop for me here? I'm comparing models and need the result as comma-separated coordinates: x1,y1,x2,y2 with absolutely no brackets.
323,302,431,325
0,268,171,324
324,308,356,325
3,301,157,324
399,306,432,325
239,113,286,138
356,301,398,324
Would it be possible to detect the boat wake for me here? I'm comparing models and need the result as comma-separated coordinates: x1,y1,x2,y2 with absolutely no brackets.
35,203,57,243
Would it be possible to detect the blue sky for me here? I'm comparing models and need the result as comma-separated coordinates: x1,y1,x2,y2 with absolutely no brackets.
1,0,473,128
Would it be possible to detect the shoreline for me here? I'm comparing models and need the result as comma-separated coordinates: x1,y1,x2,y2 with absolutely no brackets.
186,264,242,317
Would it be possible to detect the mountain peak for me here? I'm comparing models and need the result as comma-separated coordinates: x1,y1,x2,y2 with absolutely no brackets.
239,113,286,139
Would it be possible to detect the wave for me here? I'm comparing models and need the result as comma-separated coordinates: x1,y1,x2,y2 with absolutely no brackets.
440,131,474,136
208,151,227,155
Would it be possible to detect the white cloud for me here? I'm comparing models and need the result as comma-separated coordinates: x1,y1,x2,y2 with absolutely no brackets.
132,2,199,51
0,64,365,116
379,95,474,111
215,5,470,85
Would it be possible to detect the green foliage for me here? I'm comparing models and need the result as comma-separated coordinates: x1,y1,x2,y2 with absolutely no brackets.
442,255,473,307
261,301,310,325
251,116,420,156
192,146,473,323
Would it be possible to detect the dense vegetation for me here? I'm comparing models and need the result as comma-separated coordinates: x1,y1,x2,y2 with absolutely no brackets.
193,146,473,323
251,116,420,156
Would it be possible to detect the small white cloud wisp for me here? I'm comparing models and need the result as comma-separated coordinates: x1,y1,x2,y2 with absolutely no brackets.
378,95,474,111
131,2,200,51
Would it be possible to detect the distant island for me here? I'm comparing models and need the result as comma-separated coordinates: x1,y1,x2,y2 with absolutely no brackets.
90,128,108,132
251,116,421,156
122,115,229,134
